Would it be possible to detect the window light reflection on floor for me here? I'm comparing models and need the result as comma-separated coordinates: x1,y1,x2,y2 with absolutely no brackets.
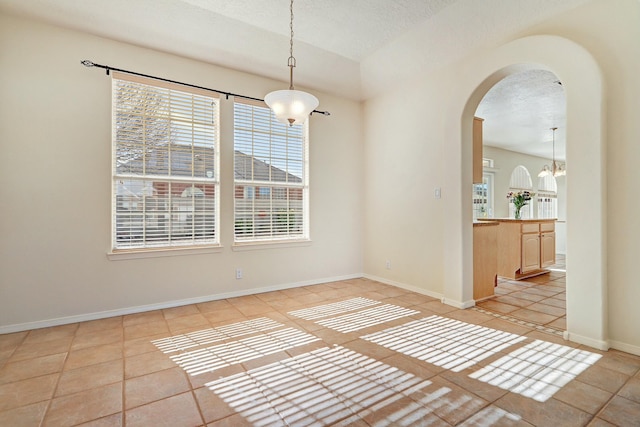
151,317,283,353
170,327,320,376
315,304,420,333
468,339,602,402
362,315,526,372
288,297,381,320
206,345,452,427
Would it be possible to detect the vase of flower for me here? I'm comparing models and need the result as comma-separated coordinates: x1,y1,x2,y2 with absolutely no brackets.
507,190,534,220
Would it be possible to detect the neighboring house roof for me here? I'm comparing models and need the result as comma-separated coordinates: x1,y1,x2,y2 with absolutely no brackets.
234,150,302,183
116,147,302,183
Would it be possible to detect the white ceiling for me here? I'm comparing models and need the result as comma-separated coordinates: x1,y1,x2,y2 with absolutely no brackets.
0,0,581,159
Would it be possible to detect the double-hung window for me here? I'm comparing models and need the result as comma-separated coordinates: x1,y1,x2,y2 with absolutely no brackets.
233,99,309,242
112,73,220,250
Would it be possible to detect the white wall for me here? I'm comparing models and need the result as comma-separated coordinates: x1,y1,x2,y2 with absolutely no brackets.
363,0,640,354
0,14,364,331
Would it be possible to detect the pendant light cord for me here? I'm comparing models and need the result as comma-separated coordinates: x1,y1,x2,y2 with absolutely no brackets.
288,0,296,90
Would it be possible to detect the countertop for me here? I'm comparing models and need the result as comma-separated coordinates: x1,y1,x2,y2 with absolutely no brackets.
476,218,557,223
473,221,499,227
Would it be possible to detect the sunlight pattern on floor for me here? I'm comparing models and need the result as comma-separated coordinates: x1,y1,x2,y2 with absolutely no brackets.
316,304,420,333
362,315,526,372
287,297,381,320
170,327,320,376
152,317,284,353
469,339,602,402
206,345,459,427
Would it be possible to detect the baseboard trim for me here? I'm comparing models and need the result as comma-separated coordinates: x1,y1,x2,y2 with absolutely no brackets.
563,331,610,351
608,339,640,357
363,274,445,302
0,273,363,334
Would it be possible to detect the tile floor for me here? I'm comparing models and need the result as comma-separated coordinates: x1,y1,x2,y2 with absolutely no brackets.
476,255,567,334
1,276,639,426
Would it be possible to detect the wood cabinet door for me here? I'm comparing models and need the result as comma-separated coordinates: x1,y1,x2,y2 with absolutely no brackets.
521,233,541,273
541,232,556,267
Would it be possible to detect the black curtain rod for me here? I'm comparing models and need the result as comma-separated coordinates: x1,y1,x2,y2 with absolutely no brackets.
80,60,330,117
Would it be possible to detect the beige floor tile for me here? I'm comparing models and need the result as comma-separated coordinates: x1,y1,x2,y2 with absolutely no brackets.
0,373,58,411
525,302,566,317
0,332,28,352
166,313,210,332
618,377,640,403
476,300,520,314
0,401,48,426
123,333,169,358
124,320,169,341
495,393,592,426
595,351,640,376
123,310,164,327
125,392,203,427
196,299,234,313
494,295,534,308
576,364,630,394
553,379,613,414
23,324,78,344
458,405,534,426
125,366,190,409
194,386,237,424
55,359,123,397
9,337,73,362
75,412,123,426
586,418,617,427
125,349,176,379
75,317,123,335
65,342,123,371
0,352,66,384
481,318,535,336
201,307,246,324
444,308,496,325
546,317,566,330
509,308,557,324
71,327,123,351
598,395,640,426
43,382,122,427
508,291,547,303
162,304,200,320
537,297,566,308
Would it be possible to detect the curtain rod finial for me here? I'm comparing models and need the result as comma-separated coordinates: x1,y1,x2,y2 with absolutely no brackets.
81,60,95,67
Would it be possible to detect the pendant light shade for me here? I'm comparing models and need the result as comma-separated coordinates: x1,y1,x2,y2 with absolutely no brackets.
265,0,318,126
265,89,319,126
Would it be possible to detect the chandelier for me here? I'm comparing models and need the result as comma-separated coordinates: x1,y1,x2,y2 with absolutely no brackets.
265,0,319,126
538,127,566,177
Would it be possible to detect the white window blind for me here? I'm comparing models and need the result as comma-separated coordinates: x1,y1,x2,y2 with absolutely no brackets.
537,174,558,219
508,165,534,219
233,99,309,242
112,72,220,250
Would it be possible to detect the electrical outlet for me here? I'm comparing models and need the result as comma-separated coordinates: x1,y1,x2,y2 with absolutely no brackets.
236,268,243,279
385,260,391,270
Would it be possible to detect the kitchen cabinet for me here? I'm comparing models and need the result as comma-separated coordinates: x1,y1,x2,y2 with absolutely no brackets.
473,117,484,184
479,219,556,280
473,221,498,300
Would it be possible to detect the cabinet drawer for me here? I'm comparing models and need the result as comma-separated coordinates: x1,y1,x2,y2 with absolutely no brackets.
540,222,555,232
521,223,540,233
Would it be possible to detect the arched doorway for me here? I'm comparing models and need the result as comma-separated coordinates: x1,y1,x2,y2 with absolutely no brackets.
441,35,608,350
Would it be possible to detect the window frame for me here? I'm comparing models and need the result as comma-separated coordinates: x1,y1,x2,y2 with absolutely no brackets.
110,72,221,255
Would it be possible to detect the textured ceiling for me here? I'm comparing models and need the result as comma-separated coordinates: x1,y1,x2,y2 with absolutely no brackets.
0,0,583,158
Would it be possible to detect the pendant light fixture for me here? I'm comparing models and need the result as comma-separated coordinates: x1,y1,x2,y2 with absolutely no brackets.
265,0,319,126
538,127,566,177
